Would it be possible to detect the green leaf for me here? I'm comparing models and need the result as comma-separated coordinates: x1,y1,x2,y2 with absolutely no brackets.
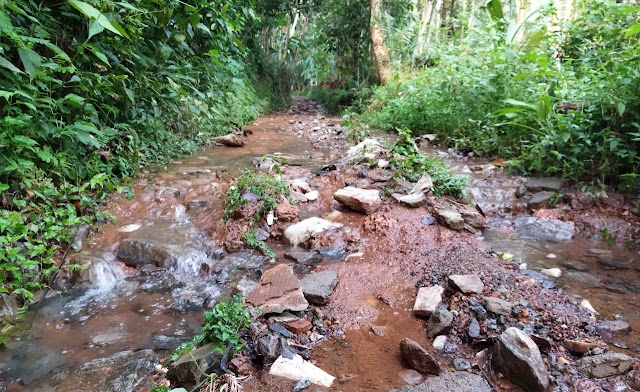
88,19,105,39
88,45,110,65
17,48,43,78
624,24,640,38
0,183,9,193
67,0,130,39
0,56,23,74
617,102,626,116
0,10,15,34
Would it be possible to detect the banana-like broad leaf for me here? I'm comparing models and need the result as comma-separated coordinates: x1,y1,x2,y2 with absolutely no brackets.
67,0,130,39
486,0,504,24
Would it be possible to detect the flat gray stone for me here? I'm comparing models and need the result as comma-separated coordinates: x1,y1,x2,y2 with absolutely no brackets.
299,270,338,305
578,352,633,378
436,209,465,231
492,327,549,392
413,286,444,317
448,274,484,294
526,177,563,192
483,296,514,316
393,193,427,208
527,191,555,209
390,371,491,392
427,305,454,338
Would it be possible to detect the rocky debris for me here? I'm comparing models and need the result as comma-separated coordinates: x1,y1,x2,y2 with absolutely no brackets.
459,208,487,229
299,270,338,305
578,352,633,378
393,193,427,208
397,369,425,385
527,191,555,209
390,371,492,392
119,223,142,232
213,133,244,147
71,224,91,251
596,256,632,270
410,172,434,195
427,305,454,338
276,202,299,222
435,209,465,231
345,139,383,162
256,334,286,361
563,271,601,288
269,354,335,387
432,336,447,350
467,318,480,339
246,264,309,314
135,270,183,293
595,320,631,342
284,251,322,265
187,200,208,210
117,237,180,268
540,268,561,278
626,367,640,390
229,356,252,376
526,177,563,193
284,217,343,246
515,217,575,242
148,334,191,351
168,343,218,384
399,338,441,375
224,240,245,253
288,179,311,194
483,296,514,316
305,190,319,201
90,332,128,347
413,286,444,317
285,319,313,334
448,274,484,294
1,293,20,322
453,358,471,371
30,350,158,392
223,252,270,270
333,187,381,214
563,339,603,354
492,327,549,392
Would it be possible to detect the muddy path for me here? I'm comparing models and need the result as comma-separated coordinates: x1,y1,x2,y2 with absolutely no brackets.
1,98,639,392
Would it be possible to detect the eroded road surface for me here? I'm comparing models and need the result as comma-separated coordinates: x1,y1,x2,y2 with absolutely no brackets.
1,98,639,392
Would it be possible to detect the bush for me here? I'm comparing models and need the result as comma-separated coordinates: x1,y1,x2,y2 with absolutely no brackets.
358,1,640,186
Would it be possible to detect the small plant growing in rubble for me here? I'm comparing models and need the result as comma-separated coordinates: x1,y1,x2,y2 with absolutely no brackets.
391,129,468,198
223,170,292,221
166,296,252,364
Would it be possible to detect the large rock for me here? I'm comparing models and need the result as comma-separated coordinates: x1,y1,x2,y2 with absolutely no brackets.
393,193,427,208
270,354,335,387
526,177,563,192
345,139,383,161
399,338,441,375
515,217,574,242
29,350,158,392
527,191,555,209
492,327,549,392
334,187,381,214
427,305,454,338
483,296,514,316
390,371,491,392
167,343,219,384
578,352,633,378
276,202,299,222
435,209,465,231
284,217,343,246
299,270,338,305
213,133,244,147
413,286,444,317
448,274,484,294
246,264,308,314
284,251,322,265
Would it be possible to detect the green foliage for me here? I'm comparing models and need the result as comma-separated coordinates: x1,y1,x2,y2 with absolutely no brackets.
391,129,468,198
224,170,291,221
0,0,285,298
167,296,252,364
242,228,275,258
308,87,358,114
151,387,188,392
358,1,640,186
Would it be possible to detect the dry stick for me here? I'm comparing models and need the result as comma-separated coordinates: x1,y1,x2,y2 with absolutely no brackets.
29,227,77,327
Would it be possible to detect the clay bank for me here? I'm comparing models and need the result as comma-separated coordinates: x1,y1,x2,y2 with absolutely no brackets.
1,99,639,392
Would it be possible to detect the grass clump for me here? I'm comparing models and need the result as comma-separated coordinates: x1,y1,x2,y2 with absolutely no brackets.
224,170,292,222
167,296,252,364
391,129,468,198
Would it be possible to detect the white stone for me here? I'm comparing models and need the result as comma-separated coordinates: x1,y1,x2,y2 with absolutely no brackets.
334,187,381,214
413,286,444,317
284,217,343,246
346,139,382,161
119,223,142,233
580,299,598,314
432,335,447,351
377,159,390,169
270,354,335,387
345,252,364,261
266,211,275,225
546,253,557,259
305,190,319,201
540,268,562,278
519,263,528,270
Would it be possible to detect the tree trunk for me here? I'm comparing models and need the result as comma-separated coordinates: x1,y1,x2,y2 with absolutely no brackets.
414,0,434,58
370,0,392,83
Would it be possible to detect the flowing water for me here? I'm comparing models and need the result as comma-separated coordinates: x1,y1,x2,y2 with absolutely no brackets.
1,99,638,391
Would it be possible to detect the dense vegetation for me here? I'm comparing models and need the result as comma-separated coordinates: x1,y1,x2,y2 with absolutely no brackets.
0,0,287,302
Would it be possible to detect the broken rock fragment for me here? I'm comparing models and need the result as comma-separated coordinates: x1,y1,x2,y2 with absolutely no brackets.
246,264,308,314
448,274,484,294
333,187,381,214
269,354,335,387
492,327,549,392
299,270,338,305
399,338,441,375
413,286,444,318
284,217,343,246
